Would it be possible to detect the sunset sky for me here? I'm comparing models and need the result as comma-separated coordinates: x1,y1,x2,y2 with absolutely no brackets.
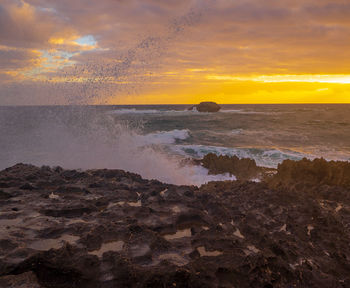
1,0,350,104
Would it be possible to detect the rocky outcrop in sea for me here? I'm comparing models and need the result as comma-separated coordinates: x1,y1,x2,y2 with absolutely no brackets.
0,161,350,287
188,102,221,112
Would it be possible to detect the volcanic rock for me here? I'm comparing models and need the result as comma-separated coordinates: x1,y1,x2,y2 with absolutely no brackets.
200,153,273,181
268,157,350,189
0,163,350,287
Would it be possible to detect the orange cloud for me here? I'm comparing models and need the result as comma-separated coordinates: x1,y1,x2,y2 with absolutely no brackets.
1,0,350,104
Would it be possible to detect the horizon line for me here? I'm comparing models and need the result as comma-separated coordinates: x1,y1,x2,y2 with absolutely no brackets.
1,103,350,107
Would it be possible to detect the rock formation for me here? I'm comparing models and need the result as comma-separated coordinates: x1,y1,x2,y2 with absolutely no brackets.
267,157,350,189
199,153,275,181
0,163,350,287
189,102,221,112
199,154,350,188
200,153,262,181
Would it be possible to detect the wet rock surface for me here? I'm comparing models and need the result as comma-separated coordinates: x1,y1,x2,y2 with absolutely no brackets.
0,163,350,287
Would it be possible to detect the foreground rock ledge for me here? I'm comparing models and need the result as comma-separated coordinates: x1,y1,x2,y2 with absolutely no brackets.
0,163,350,287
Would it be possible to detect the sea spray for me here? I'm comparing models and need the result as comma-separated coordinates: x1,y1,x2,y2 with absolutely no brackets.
0,106,233,185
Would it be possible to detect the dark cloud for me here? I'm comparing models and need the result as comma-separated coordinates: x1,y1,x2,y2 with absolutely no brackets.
305,3,350,23
0,48,40,69
0,0,72,49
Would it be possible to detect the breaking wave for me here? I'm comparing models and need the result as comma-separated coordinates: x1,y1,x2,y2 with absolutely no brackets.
171,144,314,168
109,108,160,114
138,129,190,145
0,107,231,186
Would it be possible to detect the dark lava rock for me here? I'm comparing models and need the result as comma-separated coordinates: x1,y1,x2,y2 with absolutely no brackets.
0,182,10,188
0,190,12,199
268,157,350,189
189,102,221,112
20,183,36,190
0,271,42,288
40,206,97,218
200,153,272,181
0,163,350,287
200,155,350,188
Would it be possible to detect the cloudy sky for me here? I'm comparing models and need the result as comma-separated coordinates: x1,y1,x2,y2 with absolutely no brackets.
1,0,350,104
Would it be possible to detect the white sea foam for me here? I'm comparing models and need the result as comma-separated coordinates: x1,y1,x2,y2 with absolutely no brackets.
109,108,160,114
171,144,313,168
220,109,244,113
137,129,190,145
109,108,203,115
220,109,283,115
188,166,236,183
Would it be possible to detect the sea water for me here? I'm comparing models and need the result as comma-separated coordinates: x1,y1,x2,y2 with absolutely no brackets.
0,104,349,185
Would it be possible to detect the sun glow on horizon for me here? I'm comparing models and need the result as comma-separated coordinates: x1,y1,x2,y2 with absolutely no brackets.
207,74,350,84
1,0,350,105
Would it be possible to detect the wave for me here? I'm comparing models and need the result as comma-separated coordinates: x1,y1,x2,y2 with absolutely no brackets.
220,109,244,113
109,108,201,115
0,108,224,186
109,108,160,114
136,129,190,145
171,144,314,168
220,110,280,115
109,108,280,116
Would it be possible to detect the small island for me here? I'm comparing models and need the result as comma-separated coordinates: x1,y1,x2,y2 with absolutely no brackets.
188,102,221,112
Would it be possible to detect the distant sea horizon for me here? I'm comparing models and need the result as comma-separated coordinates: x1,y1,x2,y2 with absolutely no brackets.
1,103,350,106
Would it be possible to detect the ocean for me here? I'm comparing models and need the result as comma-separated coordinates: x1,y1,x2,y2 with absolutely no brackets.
0,104,349,185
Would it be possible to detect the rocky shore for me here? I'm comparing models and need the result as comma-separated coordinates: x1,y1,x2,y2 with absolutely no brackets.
1,160,350,287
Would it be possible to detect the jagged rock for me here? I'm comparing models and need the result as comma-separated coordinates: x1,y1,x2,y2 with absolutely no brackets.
200,153,268,181
0,163,350,287
188,102,221,112
268,157,350,189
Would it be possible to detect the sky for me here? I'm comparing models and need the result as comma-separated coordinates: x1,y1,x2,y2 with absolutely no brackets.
0,0,350,104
